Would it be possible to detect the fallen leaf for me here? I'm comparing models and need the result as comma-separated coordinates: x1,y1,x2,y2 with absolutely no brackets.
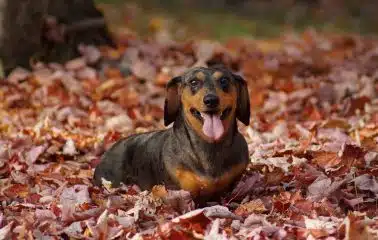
0,221,13,240
307,176,348,201
344,213,374,240
352,174,378,194
235,199,268,216
230,173,262,200
312,152,342,170
65,57,87,71
131,60,156,81
60,185,91,206
204,205,242,220
62,138,77,156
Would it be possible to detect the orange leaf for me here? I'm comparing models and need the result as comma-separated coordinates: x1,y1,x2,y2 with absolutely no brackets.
312,152,341,169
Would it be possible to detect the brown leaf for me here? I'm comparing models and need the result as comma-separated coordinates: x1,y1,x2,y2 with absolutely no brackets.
78,44,102,64
60,73,83,94
155,72,172,86
162,189,194,214
235,199,268,216
230,173,262,200
76,67,97,80
265,168,286,186
307,176,349,201
193,40,217,64
293,163,325,186
26,145,47,164
151,185,168,198
342,96,371,117
60,185,91,206
352,174,378,194
344,213,374,240
3,184,29,198
63,221,84,238
312,151,341,169
7,67,30,84
322,118,351,130
65,57,87,71
35,209,57,221
131,60,156,81
343,197,364,208
0,221,13,240
203,205,241,220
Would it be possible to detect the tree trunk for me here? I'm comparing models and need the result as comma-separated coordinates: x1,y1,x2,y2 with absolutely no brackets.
0,0,113,74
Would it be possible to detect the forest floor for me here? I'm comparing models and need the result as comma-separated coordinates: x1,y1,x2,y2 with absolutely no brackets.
1,2,378,239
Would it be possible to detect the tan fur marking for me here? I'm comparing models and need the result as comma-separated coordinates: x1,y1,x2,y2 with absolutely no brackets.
174,163,247,196
212,71,223,80
181,87,207,140
195,72,206,81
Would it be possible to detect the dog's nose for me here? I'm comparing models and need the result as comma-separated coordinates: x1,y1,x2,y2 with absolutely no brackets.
203,94,220,108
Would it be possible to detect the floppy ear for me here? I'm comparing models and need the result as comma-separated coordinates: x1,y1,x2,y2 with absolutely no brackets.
233,74,250,126
164,76,182,126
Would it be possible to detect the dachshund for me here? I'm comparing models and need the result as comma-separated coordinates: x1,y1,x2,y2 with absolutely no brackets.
93,66,250,198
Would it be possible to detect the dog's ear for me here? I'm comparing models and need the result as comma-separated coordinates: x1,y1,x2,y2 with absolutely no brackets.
164,76,182,126
233,73,250,126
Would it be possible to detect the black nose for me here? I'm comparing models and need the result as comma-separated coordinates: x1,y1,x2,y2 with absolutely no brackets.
203,94,220,108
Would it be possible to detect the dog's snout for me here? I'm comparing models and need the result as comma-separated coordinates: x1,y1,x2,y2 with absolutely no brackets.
203,94,220,108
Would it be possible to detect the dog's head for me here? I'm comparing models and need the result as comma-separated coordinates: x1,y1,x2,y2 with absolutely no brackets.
164,67,250,142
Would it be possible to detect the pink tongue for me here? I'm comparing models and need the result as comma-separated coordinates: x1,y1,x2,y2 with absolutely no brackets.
202,113,224,140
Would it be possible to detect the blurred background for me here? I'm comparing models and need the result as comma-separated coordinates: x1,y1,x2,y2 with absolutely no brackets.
97,0,378,41
2,0,378,74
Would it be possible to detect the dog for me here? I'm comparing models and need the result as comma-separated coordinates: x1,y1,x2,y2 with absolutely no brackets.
93,66,250,198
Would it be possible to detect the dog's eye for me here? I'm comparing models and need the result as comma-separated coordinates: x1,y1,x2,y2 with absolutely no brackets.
189,79,200,87
219,77,229,90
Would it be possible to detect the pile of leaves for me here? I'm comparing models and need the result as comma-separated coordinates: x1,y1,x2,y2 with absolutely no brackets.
1,29,378,239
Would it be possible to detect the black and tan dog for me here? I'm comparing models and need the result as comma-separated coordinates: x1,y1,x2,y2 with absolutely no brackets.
93,66,250,198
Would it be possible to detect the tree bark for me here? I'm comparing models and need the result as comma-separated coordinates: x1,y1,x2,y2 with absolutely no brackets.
0,0,113,74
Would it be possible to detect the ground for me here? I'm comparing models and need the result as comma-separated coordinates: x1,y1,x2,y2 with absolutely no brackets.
1,3,378,240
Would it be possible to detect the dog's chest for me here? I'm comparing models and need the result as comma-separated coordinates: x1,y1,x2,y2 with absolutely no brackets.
172,162,246,196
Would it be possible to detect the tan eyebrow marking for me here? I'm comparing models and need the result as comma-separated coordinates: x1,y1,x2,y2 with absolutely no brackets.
212,71,223,80
195,72,206,81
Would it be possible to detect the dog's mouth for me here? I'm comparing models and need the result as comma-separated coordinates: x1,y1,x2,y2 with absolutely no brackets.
190,107,232,141
190,107,232,121
190,108,203,121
